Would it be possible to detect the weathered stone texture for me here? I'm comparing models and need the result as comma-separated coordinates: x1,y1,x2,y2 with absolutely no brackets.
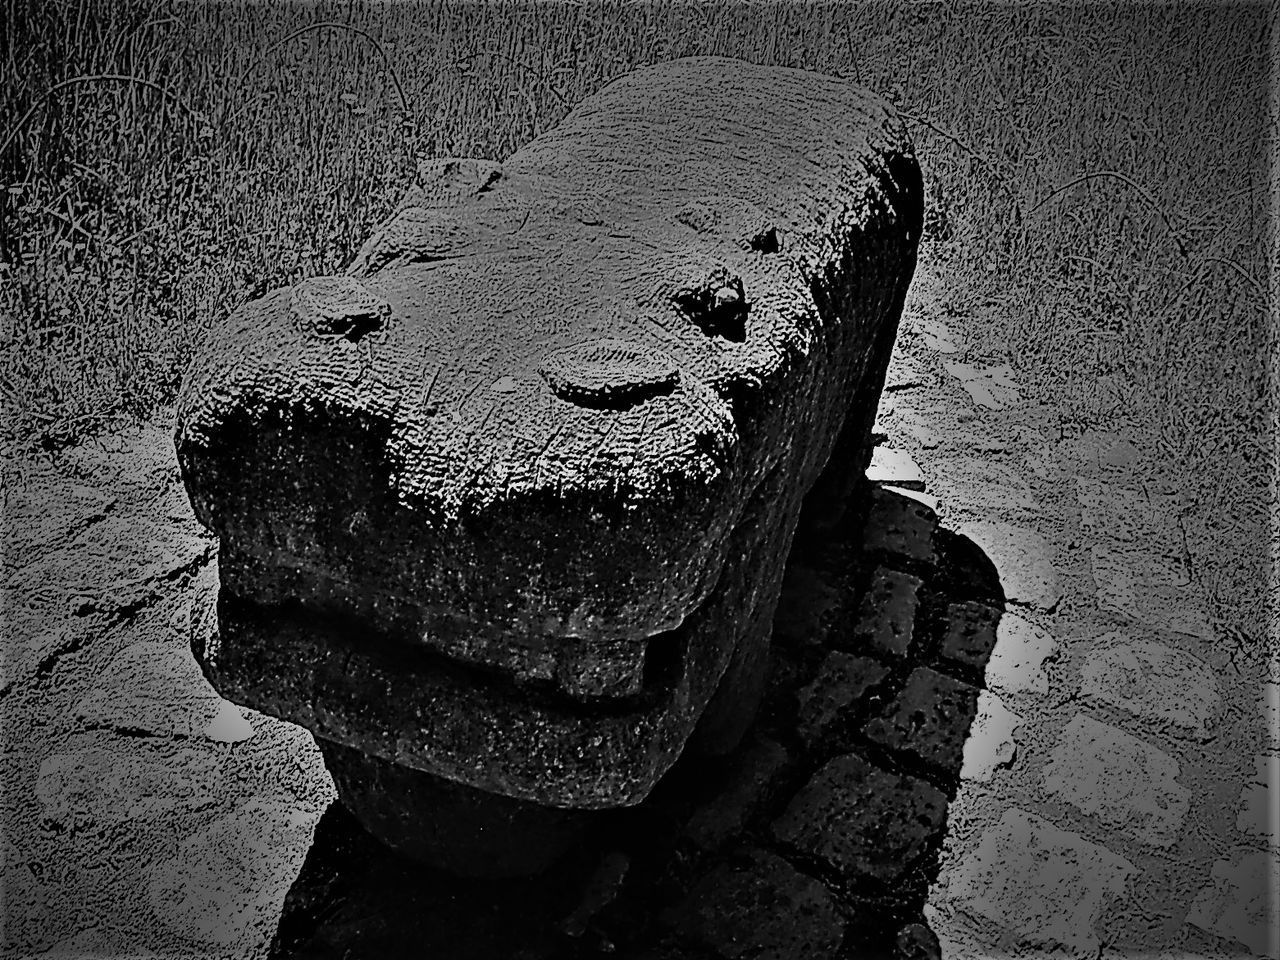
176,57,922,817
862,666,979,774
1235,755,1278,846
795,651,889,750
1088,544,1212,640
960,690,1020,783
1262,683,1280,750
860,484,937,566
1041,715,1189,848
73,641,229,741
770,753,947,884
945,808,1135,957
1186,848,1279,958
1079,636,1220,740
936,600,1000,671
147,796,318,950
852,567,922,659
36,749,220,832
941,361,1022,410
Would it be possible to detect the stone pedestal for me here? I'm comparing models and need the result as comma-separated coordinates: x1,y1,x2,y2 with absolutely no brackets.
317,739,600,878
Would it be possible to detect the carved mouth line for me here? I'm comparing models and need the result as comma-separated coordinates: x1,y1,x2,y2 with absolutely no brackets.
216,538,698,709
207,587,696,805
419,619,687,705
226,590,694,719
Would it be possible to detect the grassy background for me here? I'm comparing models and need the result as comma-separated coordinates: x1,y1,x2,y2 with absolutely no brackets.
1,1,1272,643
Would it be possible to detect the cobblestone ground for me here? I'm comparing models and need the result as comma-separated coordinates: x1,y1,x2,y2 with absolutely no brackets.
1,426,335,958
890,268,1277,960
2,262,1275,958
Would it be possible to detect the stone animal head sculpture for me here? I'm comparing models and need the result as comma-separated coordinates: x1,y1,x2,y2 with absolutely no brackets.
177,56,922,874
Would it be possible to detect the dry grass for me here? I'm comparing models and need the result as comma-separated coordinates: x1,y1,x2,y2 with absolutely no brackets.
1,0,1272,638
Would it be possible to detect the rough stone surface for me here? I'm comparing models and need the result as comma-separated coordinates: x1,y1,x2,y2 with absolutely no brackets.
928,454,1044,518
0,422,336,959
36,748,221,831
862,666,980,775
1075,476,1153,542
984,611,1056,696
148,796,320,950
896,409,942,449
1066,432,1142,476
175,56,923,815
662,848,845,959
853,567,923,658
1041,715,1189,848
960,691,1020,783
73,641,226,740
35,929,160,959
1074,475,1184,551
860,484,938,566
883,347,931,392
3,510,213,697
795,651,889,750
913,315,959,354
1088,544,1213,640
958,520,1062,611
4,98,1266,956
770,753,947,884
942,361,1022,410
1079,636,1221,740
1235,755,1278,845
936,600,1000,671
252,462,980,956
945,808,1135,957
1,482,116,573
1186,848,1279,958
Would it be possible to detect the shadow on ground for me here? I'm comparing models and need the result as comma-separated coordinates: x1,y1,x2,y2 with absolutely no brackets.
269,483,1006,960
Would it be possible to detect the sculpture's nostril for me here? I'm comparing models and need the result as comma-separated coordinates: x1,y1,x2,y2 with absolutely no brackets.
291,276,390,342
538,338,680,409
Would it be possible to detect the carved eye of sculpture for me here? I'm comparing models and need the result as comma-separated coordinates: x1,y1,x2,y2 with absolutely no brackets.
538,338,680,410
672,267,748,343
290,276,390,342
